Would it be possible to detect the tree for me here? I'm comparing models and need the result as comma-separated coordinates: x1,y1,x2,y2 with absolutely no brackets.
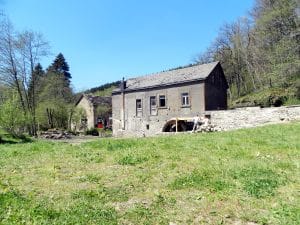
17,31,49,135
195,0,299,103
29,63,45,100
0,15,49,136
251,0,299,85
36,63,76,130
45,53,73,103
47,53,72,86
0,92,27,138
33,53,75,130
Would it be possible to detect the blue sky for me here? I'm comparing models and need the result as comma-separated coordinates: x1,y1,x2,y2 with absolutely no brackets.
1,0,253,92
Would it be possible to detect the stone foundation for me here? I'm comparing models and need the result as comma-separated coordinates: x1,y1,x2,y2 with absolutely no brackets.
113,105,300,137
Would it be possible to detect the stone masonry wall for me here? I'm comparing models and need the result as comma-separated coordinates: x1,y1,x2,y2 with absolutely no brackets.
207,105,300,131
113,105,300,137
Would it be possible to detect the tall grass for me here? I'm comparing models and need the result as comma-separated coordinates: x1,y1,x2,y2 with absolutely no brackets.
0,122,299,224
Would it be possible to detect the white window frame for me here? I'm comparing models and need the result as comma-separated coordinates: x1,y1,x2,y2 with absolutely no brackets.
150,96,157,115
181,92,190,107
136,99,142,117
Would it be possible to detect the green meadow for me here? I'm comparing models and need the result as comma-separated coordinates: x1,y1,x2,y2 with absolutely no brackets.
0,122,299,224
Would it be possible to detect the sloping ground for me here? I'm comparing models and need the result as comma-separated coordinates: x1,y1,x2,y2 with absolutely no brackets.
231,86,300,108
0,122,299,224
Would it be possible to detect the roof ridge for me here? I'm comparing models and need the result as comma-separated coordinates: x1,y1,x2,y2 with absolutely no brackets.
112,61,220,94
126,61,219,82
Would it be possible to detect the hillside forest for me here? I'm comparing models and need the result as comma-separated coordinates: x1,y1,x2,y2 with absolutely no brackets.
195,0,300,106
0,0,299,138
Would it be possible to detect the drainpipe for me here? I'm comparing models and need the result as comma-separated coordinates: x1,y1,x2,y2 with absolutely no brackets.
121,77,126,130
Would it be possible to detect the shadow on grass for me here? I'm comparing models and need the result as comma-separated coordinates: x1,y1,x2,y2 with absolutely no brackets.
0,135,32,145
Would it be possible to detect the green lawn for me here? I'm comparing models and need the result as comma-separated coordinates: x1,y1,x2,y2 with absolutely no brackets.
0,122,300,224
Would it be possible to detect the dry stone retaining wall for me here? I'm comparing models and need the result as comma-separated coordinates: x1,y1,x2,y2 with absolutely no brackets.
207,105,300,131
114,105,300,137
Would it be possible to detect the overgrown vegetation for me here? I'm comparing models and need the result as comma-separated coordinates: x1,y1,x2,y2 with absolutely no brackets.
196,0,300,106
84,81,121,96
0,14,76,136
0,122,299,224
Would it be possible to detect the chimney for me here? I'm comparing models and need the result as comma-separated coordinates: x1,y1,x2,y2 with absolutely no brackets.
121,77,126,91
121,77,126,130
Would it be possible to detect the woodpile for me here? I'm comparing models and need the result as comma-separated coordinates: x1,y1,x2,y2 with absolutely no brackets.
39,130,72,139
196,124,223,132
195,117,223,133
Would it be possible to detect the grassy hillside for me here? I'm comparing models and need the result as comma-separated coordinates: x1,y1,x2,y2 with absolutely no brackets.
84,81,120,97
0,122,299,224
90,85,117,97
230,84,300,108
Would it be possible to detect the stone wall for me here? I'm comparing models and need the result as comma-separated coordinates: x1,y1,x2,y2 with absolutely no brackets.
113,104,300,137
207,105,300,131
112,82,206,137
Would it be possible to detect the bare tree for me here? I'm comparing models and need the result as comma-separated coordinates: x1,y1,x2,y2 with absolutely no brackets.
0,15,49,136
16,31,49,135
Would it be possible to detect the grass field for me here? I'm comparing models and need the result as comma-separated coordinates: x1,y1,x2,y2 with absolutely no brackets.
0,122,300,224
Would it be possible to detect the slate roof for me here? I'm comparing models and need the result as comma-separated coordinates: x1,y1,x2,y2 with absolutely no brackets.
86,95,111,106
113,61,219,93
76,94,111,106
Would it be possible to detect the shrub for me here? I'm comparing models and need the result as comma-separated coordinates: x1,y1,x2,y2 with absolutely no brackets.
0,93,27,138
258,90,288,107
268,94,288,107
296,79,300,99
85,128,99,136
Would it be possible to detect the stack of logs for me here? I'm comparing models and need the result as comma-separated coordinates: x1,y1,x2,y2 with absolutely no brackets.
39,130,72,139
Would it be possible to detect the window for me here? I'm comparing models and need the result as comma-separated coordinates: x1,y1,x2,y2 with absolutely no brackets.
150,96,157,115
136,99,142,117
159,95,166,107
181,93,190,106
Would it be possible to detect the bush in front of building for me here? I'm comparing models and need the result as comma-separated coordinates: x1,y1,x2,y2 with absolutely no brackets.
85,128,99,136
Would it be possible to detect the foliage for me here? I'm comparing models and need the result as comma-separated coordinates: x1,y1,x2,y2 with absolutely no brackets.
0,14,49,136
85,81,121,96
0,93,27,138
95,104,111,119
71,107,87,131
196,0,299,103
231,86,300,108
35,57,75,130
0,122,299,224
85,128,99,136
0,15,74,133
296,79,300,99
47,53,72,86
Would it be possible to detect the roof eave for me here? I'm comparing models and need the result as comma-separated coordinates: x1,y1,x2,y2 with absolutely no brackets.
112,77,206,95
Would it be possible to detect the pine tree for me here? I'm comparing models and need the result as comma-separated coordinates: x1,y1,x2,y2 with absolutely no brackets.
47,53,72,85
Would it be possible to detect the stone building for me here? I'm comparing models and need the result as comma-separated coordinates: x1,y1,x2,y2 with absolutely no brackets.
112,61,228,137
72,94,111,132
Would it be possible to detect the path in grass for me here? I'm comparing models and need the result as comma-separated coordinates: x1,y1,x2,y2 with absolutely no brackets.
0,122,299,224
